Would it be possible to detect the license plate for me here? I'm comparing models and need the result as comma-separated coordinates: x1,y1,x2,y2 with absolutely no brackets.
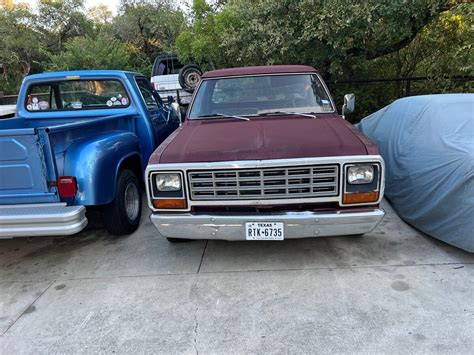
245,222,284,240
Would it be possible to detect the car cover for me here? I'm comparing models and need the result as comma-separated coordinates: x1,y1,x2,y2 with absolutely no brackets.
358,94,474,252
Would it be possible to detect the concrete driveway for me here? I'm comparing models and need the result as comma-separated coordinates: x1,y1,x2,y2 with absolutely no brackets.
0,199,472,353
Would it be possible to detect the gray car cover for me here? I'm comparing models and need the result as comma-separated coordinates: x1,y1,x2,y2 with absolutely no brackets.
358,94,474,252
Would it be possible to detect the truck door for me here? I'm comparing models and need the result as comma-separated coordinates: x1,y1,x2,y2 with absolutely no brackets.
135,78,174,144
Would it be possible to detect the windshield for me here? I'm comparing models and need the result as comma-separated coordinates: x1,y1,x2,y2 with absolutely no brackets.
189,74,333,119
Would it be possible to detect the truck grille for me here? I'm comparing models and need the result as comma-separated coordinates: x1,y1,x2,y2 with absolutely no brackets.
188,165,339,201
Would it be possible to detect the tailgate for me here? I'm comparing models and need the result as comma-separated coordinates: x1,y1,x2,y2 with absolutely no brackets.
0,128,58,204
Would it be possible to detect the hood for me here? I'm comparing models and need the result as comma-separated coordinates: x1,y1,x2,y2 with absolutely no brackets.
153,114,374,164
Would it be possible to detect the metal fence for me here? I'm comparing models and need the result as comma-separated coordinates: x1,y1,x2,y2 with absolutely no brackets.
327,75,474,122
0,93,18,105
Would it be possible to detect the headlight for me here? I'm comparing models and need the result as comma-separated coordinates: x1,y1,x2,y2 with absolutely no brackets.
156,173,182,191
347,165,374,184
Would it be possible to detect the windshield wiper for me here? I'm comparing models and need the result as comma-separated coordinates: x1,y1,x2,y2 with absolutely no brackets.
258,111,317,119
215,112,250,121
198,113,250,121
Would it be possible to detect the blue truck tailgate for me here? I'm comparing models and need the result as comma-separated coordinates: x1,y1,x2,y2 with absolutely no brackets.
0,128,58,205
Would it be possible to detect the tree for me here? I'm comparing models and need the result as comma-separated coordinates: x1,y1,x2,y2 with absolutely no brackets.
110,0,186,66
177,0,465,77
176,0,230,66
331,1,473,120
47,34,131,71
0,5,46,94
87,4,114,25
36,0,94,51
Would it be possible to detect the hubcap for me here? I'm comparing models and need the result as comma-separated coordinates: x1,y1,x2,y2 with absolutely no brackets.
124,182,140,221
185,72,200,87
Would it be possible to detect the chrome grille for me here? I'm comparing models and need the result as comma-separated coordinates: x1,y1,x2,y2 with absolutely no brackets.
188,165,339,201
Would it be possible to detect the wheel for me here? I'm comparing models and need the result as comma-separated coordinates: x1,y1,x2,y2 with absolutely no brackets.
178,64,203,93
101,169,142,235
166,238,195,243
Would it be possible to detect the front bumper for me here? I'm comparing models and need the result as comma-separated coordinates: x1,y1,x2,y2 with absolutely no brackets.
0,203,87,238
151,208,385,241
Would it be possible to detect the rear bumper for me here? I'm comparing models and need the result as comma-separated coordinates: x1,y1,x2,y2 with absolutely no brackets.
0,203,87,238
150,208,385,241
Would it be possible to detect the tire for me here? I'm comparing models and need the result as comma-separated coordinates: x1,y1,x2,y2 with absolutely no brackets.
101,169,142,235
178,64,203,93
166,238,195,243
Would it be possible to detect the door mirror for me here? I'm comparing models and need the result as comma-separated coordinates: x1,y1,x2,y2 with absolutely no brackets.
169,101,182,126
167,95,175,104
342,93,355,119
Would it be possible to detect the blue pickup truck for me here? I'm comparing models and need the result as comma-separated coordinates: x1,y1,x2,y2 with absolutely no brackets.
0,70,180,237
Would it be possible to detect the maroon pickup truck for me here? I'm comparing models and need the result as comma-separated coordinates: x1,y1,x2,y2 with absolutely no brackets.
145,65,385,242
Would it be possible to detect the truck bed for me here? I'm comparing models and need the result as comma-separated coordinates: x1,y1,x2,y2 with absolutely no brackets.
0,114,136,205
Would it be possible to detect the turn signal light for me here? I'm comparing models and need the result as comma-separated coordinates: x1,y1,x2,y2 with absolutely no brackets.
57,176,77,198
153,198,187,209
343,191,379,204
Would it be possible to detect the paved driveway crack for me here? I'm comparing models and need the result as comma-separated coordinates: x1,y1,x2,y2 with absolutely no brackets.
1,280,55,336
191,275,201,355
197,240,208,274
193,305,200,355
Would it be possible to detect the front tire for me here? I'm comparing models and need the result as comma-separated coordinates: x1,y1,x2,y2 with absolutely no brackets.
101,169,142,235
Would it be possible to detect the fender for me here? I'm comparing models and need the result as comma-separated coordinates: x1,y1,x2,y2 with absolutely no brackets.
63,131,141,205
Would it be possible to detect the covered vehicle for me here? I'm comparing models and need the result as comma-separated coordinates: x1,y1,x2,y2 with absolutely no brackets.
358,94,474,252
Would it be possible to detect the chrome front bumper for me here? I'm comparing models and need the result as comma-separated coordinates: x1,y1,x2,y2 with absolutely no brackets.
151,208,385,241
0,203,88,238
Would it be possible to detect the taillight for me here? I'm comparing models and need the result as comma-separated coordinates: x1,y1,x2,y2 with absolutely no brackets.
57,176,77,198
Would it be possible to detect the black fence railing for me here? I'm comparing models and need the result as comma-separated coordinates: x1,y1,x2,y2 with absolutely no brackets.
327,75,473,122
327,75,474,84
0,94,18,105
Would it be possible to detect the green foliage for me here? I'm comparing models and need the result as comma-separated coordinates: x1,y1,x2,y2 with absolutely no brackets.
177,0,472,122
37,0,94,51
0,6,47,94
110,1,186,63
178,0,461,75
47,35,131,71
0,0,471,122
335,2,474,121
0,0,185,95
176,0,225,65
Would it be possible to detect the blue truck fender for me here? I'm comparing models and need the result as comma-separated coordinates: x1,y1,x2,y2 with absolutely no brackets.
63,131,142,206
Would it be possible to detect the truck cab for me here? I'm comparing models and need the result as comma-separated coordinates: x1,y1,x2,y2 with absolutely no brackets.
0,70,180,237
145,65,385,242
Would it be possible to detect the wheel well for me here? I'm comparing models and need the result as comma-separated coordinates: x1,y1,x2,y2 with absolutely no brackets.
119,155,144,187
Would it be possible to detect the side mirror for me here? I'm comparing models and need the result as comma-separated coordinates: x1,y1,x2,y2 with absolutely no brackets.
167,95,175,104
170,102,183,126
342,93,355,119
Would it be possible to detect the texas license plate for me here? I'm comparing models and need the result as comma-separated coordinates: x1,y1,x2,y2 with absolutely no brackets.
245,222,284,240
